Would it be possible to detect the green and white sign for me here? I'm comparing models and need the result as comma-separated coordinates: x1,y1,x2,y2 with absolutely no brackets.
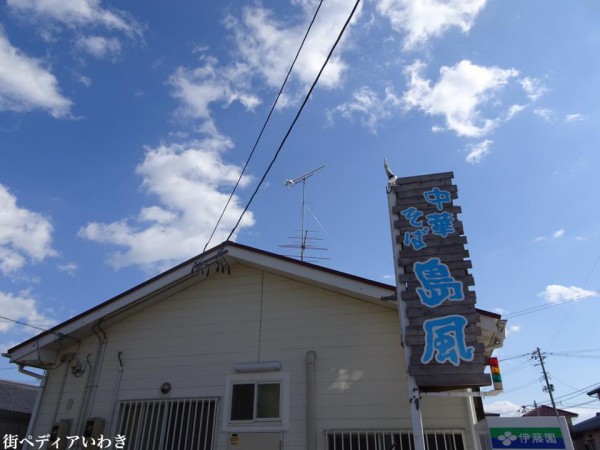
480,417,574,450
490,427,564,449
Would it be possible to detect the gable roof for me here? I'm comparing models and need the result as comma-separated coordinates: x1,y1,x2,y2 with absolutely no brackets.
4,242,396,368
572,413,600,434
522,405,578,418
4,241,503,369
0,379,38,414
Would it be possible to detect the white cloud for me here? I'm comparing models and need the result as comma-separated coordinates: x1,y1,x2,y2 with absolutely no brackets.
565,113,587,123
534,236,546,242
0,29,71,118
76,36,121,60
552,229,564,239
506,104,526,120
0,184,56,275
79,136,255,271
168,58,261,125
57,263,78,276
484,401,522,417
506,324,521,335
402,60,519,137
0,290,55,333
7,0,141,36
534,108,555,122
327,86,401,132
225,0,361,93
520,76,547,101
466,139,492,164
376,0,487,50
538,285,597,304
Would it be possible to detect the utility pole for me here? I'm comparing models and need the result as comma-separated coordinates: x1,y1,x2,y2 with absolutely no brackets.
533,347,559,417
384,160,426,450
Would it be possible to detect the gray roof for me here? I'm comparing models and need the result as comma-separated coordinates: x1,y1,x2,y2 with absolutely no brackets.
572,413,600,434
0,380,38,414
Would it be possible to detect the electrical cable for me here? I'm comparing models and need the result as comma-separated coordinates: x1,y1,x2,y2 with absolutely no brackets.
0,314,51,333
504,290,600,319
202,0,324,253
226,0,362,241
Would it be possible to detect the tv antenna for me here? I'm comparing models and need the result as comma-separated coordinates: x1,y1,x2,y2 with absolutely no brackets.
281,165,327,262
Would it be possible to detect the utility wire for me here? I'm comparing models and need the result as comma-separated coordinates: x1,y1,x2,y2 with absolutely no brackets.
0,314,51,333
227,0,362,241
504,290,600,319
202,0,324,253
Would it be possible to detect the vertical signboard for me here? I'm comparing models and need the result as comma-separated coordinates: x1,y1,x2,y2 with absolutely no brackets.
390,171,490,389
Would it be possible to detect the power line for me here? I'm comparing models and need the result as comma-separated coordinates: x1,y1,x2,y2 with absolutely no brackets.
0,315,51,333
226,0,362,241
504,290,600,319
203,0,324,253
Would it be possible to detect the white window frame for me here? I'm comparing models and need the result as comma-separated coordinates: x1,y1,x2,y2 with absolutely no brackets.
222,372,290,432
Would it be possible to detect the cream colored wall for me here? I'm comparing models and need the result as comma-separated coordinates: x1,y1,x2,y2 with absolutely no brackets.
32,264,478,450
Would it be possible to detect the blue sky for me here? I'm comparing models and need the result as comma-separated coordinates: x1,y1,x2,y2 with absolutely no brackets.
0,0,599,422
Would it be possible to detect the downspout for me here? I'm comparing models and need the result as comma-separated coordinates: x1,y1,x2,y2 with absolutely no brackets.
50,356,71,429
108,351,125,436
306,351,317,450
75,323,108,436
18,365,47,450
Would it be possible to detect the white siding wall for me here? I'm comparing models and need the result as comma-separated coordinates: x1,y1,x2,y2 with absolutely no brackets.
32,264,477,450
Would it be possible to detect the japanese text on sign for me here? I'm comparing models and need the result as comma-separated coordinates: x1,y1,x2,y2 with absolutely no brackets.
402,187,474,366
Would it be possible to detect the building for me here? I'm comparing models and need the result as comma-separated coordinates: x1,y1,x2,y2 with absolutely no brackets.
0,379,39,438
522,405,579,428
572,413,600,450
4,242,506,450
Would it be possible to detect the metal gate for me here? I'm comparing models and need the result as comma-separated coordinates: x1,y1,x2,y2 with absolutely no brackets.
116,397,218,450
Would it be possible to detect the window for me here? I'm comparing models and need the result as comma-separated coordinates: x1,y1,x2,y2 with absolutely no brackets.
230,382,281,421
115,398,217,450
325,430,465,450
223,373,289,431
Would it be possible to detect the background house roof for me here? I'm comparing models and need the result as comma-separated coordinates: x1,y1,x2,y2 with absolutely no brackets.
0,379,38,414
522,405,578,419
571,413,600,434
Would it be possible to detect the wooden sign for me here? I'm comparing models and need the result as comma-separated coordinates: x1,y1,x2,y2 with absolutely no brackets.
390,172,491,390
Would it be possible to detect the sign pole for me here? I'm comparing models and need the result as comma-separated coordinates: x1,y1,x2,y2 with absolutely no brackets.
385,161,427,450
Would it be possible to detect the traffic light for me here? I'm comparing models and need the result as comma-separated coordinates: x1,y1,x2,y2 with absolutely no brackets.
489,357,504,391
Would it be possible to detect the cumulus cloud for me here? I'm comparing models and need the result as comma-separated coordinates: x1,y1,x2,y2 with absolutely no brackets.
376,0,487,50
225,0,361,94
0,29,71,118
7,0,141,36
402,60,519,137
506,324,521,335
484,401,521,417
168,58,260,125
0,290,55,333
466,139,492,164
552,229,564,239
538,285,597,304
534,108,555,122
327,86,401,132
0,184,56,275
76,36,121,59
79,135,255,271
520,76,547,101
57,262,78,276
565,113,587,123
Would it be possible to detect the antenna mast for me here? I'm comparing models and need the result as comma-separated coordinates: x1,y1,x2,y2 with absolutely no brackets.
283,165,325,262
